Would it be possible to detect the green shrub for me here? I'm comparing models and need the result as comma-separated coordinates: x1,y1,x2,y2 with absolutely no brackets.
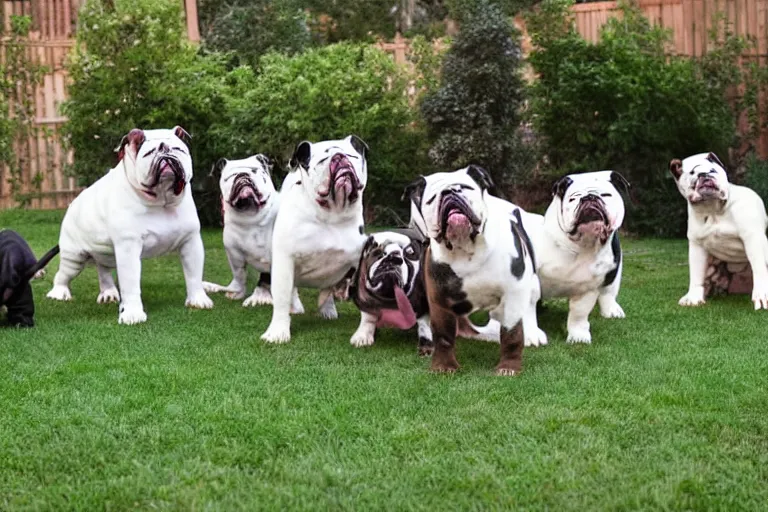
526,0,740,237
743,153,768,206
198,0,310,68
62,0,230,224
420,0,533,193
213,43,431,224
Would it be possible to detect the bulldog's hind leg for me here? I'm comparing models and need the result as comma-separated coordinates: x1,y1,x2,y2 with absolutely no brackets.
96,265,120,304
114,240,147,325
522,280,547,347
261,253,294,343
317,289,338,320
204,249,247,300
290,288,305,315
350,310,377,347
179,235,213,310
566,290,599,344
47,250,86,301
6,283,35,327
496,289,528,376
417,314,434,356
598,256,625,319
243,272,273,307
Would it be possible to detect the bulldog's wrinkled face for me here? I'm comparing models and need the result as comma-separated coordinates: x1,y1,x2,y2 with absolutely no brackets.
214,155,275,212
404,166,492,250
551,170,629,245
670,152,729,205
117,126,192,206
289,135,368,212
357,232,423,306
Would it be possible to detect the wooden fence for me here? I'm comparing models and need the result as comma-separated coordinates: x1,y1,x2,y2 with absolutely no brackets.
0,0,198,209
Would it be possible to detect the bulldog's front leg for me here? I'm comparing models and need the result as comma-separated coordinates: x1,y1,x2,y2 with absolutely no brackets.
741,232,768,310
429,305,459,373
96,264,120,304
180,235,214,310
317,289,338,319
679,241,708,306
566,290,599,344
114,239,147,325
417,315,434,356
350,310,378,347
261,251,294,343
523,278,547,347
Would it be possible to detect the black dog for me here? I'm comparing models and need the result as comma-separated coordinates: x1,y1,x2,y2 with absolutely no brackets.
0,230,59,327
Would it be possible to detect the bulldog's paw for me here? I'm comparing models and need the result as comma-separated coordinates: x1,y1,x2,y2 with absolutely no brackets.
430,361,460,373
242,287,272,308
418,344,435,357
261,325,291,344
495,366,519,377
47,285,72,301
678,291,706,307
318,300,338,320
226,290,246,300
566,328,592,344
97,287,120,304
600,301,626,319
752,283,768,310
186,292,214,310
291,293,305,315
350,330,375,348
118,306,147,325
202,281,225,293
32,269,46,280
525,327,548,347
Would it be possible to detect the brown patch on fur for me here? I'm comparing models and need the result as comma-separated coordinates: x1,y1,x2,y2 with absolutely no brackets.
669,158,683,179
424,245,460,373
704,256,753,296
496,320,523,376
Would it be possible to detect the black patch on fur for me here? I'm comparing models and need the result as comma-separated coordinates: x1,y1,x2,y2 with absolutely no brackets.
552,175,573,199
290,141,312,169
509,209,535,279
402,176,427,207
359,225,364,235
601,232,622,288
209,158,227,180
257,272,271,287
610,171,631,195
349,135,369,158
429,260,472,315
0,231,59,328
466,165,494,191
706,152,725,169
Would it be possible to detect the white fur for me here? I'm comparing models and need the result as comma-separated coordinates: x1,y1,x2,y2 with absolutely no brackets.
522,171,627,344
261,136,368,343
46,128,212,324
674,153,768,310
202,155,304,312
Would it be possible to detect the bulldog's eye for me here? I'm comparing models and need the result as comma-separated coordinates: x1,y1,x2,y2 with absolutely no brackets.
263,175,267,183
568,197,577,203
172,146,187,153
404,244,420,259
425,194,437,205
689,170,695,175
709,169,717,173
600,193,612,197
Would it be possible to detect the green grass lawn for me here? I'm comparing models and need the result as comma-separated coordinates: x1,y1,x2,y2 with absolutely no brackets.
1,209,767,510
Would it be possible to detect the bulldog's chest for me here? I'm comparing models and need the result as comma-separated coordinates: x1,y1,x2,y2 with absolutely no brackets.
538,251,614,298
224,222,273,271
291,225,365,288
432,253,511,314
690,213,746,262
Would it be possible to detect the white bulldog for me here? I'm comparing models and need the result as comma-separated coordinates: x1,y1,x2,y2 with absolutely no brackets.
670,152,768,310
202,155,304,312
522,171,629,344
260,135,369,343
405,166,540,375
46,127,213,324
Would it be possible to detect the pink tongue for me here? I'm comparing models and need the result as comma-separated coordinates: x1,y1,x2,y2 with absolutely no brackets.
376,286,417,329
446,211,471,240
238,188,255,200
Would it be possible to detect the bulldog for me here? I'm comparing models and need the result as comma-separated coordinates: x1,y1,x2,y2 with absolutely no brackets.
46,127,213,324
260,135,369,343
202,155,304,312
522,171,629,344
405,166,541,375
670,152,768,310
349,229,501,353
0,230,59,327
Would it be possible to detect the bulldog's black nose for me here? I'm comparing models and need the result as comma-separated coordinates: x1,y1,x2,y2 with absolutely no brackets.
158,142,169,153
384,253,404,266
582,193,600,201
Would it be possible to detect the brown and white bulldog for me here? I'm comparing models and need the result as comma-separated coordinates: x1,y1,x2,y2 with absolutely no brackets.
405,166,540,375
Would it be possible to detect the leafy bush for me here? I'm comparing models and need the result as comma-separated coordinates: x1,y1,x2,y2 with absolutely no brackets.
743,153,768,206
213,43,431,225
420,0,533,193
526,0,739,236
62,0,230,224
198,0,310,68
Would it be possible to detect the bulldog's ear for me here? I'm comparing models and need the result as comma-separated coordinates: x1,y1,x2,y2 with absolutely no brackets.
209,158,228,179
609,171,631,195
669,159,683,179
466,165,494,191
173,126,192,146
402,176,427,207
706,152,725,170
290,141,312,170
361,234,377,255
348,134,369,158
552,175,573,199
115,128,145,161
255,154,273,172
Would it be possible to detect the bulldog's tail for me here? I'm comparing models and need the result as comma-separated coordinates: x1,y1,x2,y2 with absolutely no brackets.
24,245,59,281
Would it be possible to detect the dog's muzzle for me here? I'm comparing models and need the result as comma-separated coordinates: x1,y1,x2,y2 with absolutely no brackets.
570,195,611,243
142,152,187,197
438,191,482,245
229,173,265,210
317,153,362,208
369,253,405,292
693,174,721,202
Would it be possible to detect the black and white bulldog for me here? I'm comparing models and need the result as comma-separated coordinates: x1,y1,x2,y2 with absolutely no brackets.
670,152,768,310
0,230,59,327
349,229,501,354
46,127,213,324
405,166,540,375
260,135,369,343
522,171,629,344
202,155,304,312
